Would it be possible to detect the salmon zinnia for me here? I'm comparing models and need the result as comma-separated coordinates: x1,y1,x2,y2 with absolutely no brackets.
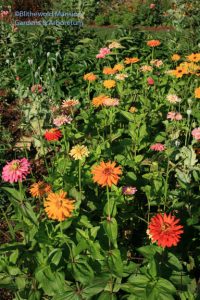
148,213,183,248
91,161,122,187
44,190,75,221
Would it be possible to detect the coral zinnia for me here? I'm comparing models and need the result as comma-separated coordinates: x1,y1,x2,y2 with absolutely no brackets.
195,87,200,98
44,190,75,221
69,145,89,160
103,80,116,89
147,40,161,47
91,161,122,187
30,181,51,198
150,143,165,151
83,73,97,81
2,158,31,183
44,128,62,141
124,57,140,64
148,213,183,248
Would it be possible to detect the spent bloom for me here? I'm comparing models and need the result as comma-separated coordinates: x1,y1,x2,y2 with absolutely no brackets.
150,59,163,68
69,145,89,160
96,47,111,59
166,94,181,104
149,3,156,9
44,128,62,141
129,106,138,113
53,115,72,127
191,128,200,140
148,213,183,248
44,190,75,221
2,158,31,183
122,186,137,195
31,84,43,93
150,143,165,151
167,112,183,121
91,161,122,187
29,181,51,198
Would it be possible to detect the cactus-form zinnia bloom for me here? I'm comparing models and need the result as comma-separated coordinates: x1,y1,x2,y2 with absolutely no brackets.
44,190,75,221
91,161,122,187
147,40,161,47
30,181,52,198
148,213,183,248
2,158,31,183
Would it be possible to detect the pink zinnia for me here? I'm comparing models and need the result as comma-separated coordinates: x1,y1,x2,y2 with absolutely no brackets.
150,3,156,9
53,115,72,126
96,47,111,59
150,143,165,151
31,84,43,94
167,112,183,121
147,77,154,85
191,127,200,140
122,186,137,195
2,158,31,183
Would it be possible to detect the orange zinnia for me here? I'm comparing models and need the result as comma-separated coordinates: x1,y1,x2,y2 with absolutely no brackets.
171,54,180,61
148,213,183,248
186,53,200,62
124,57,140,64
44,190,75,221
92,94,109,107
103,80,116,89
147,40,161,47
195,87,200,98
30,181,51,198
113,63,124,71
91,161,122,187
103,67,116,75
173,66,188,78
83,72,97,81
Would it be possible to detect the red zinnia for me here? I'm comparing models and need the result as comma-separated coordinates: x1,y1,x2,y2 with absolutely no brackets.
44,128,62,141
148,213,183,248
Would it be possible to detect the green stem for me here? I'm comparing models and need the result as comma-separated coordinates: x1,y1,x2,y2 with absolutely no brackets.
79,160,82,201
18,181,27,244
164,158,170,211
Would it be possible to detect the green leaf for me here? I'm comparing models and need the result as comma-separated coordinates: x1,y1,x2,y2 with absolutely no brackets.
82,274,110,298
167,252,183,271
157,278,176,295
103,218,118,248
1,187,24,201
68,259,94,285
97,291,117,300
120,110,135,122
137,245,162,259
107,249,123,277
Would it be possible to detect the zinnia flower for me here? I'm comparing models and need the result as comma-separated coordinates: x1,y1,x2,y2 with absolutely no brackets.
192,128,200,140
53,115,72,127
173,66,188,78
147,77,154,85
103,98,119,107
113,64,124,71
148,213,183,248
166,94,181,104
186,53,200,63
149,3,156,9
69,145,89,160
30,181,51,198
83,73,97,81
124,57,140,64
103,67,116,75
150,59,163,68
44,128,62,141
195,87,200,98
147,40,161,47
167,112,183,121
171,54,181,61
2,158,31,183
140,65,152,72
122,186,137,195
150,143,165,151
103,80,116,89
129,106,137,113
92,94,109,107
31,84,43,93
44,190,75,221
108,41,122,49
62,99,79,108
115,73,128,81
96,47,111,58
91,161,122,187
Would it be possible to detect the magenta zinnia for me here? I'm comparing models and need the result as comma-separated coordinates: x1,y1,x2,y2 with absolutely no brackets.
148,213,183,248
2,158,31,183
